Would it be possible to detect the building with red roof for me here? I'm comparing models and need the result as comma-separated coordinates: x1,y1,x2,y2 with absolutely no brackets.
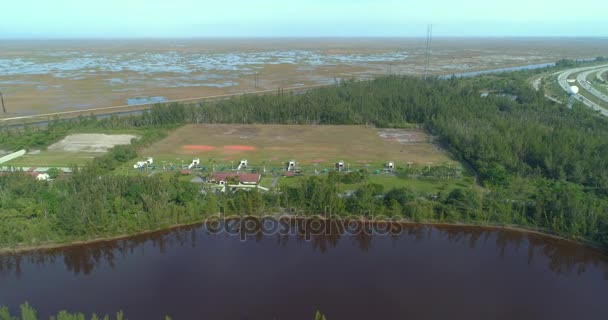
210,172,261,185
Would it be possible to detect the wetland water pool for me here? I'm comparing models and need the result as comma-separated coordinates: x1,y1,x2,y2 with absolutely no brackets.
4,38,608,115
0,220,607,320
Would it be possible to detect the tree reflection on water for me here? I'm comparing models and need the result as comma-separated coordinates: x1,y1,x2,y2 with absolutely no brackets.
0,219,607,279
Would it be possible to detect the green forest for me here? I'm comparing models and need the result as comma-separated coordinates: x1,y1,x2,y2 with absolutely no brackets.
1,63,608,250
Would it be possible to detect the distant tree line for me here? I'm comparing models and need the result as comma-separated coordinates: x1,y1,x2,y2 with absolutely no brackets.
555,56,607,68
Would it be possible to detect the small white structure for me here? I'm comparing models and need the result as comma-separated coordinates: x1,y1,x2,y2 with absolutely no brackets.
36,173,50,181
568,85,579,95
237,159,248,171
336,161,345,171
133,161,146,169
188,158,200,170
211,172,261,187
387,161,395,171
133,157,154,169
287,160,296,171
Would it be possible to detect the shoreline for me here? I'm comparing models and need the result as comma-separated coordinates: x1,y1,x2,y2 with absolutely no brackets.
0,220,205,255
1,215,606,256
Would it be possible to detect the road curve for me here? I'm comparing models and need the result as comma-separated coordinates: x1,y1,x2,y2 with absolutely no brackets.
577,68,608,104
531,70,564,104
596,68,608,82
557,64,608,116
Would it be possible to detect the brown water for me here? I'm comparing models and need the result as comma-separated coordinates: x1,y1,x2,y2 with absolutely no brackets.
0,220,607,320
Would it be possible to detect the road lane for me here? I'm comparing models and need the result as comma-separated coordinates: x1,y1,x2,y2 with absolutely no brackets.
577,67,608,103
557,64,608,116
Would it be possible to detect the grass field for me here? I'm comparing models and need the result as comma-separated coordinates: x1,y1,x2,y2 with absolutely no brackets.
590,71,608,95
5,151,97,167
5,133,137,167
139,124,454,171
541,74,567,99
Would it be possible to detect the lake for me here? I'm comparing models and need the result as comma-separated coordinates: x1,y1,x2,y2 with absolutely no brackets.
0,219,607,319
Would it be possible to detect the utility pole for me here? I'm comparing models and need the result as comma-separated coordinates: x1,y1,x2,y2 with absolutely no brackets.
0,91,6,113
254,72,260,89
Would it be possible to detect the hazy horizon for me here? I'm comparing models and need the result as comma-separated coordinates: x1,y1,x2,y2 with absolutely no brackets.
2,0,607,38
2,36,608,40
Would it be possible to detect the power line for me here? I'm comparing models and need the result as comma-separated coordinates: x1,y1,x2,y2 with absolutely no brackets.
424,24,433,80
0,92,5,113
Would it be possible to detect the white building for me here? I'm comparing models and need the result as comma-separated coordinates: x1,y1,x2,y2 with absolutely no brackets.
237,159,248,171
336,161,345,171
36,173,50,181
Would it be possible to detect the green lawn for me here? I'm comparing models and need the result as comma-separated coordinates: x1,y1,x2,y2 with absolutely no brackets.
4,128,145,167
543,75,568,100
5,151,96,167
577,87,608,109
259,177,275,188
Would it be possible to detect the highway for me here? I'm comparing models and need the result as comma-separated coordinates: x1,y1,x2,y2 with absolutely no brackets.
556,64,608,116
576,67,608,104
596,68,608,81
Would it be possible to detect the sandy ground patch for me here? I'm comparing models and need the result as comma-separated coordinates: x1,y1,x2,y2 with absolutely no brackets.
377,129,428,143
48,134,137,153
183,145,216,151
141,124,452,167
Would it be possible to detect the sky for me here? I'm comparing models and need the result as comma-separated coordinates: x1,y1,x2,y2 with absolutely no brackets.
1,0,607,38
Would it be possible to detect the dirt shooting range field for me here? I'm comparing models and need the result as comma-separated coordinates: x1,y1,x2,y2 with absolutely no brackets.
2,125,472,194
139,124,453,170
